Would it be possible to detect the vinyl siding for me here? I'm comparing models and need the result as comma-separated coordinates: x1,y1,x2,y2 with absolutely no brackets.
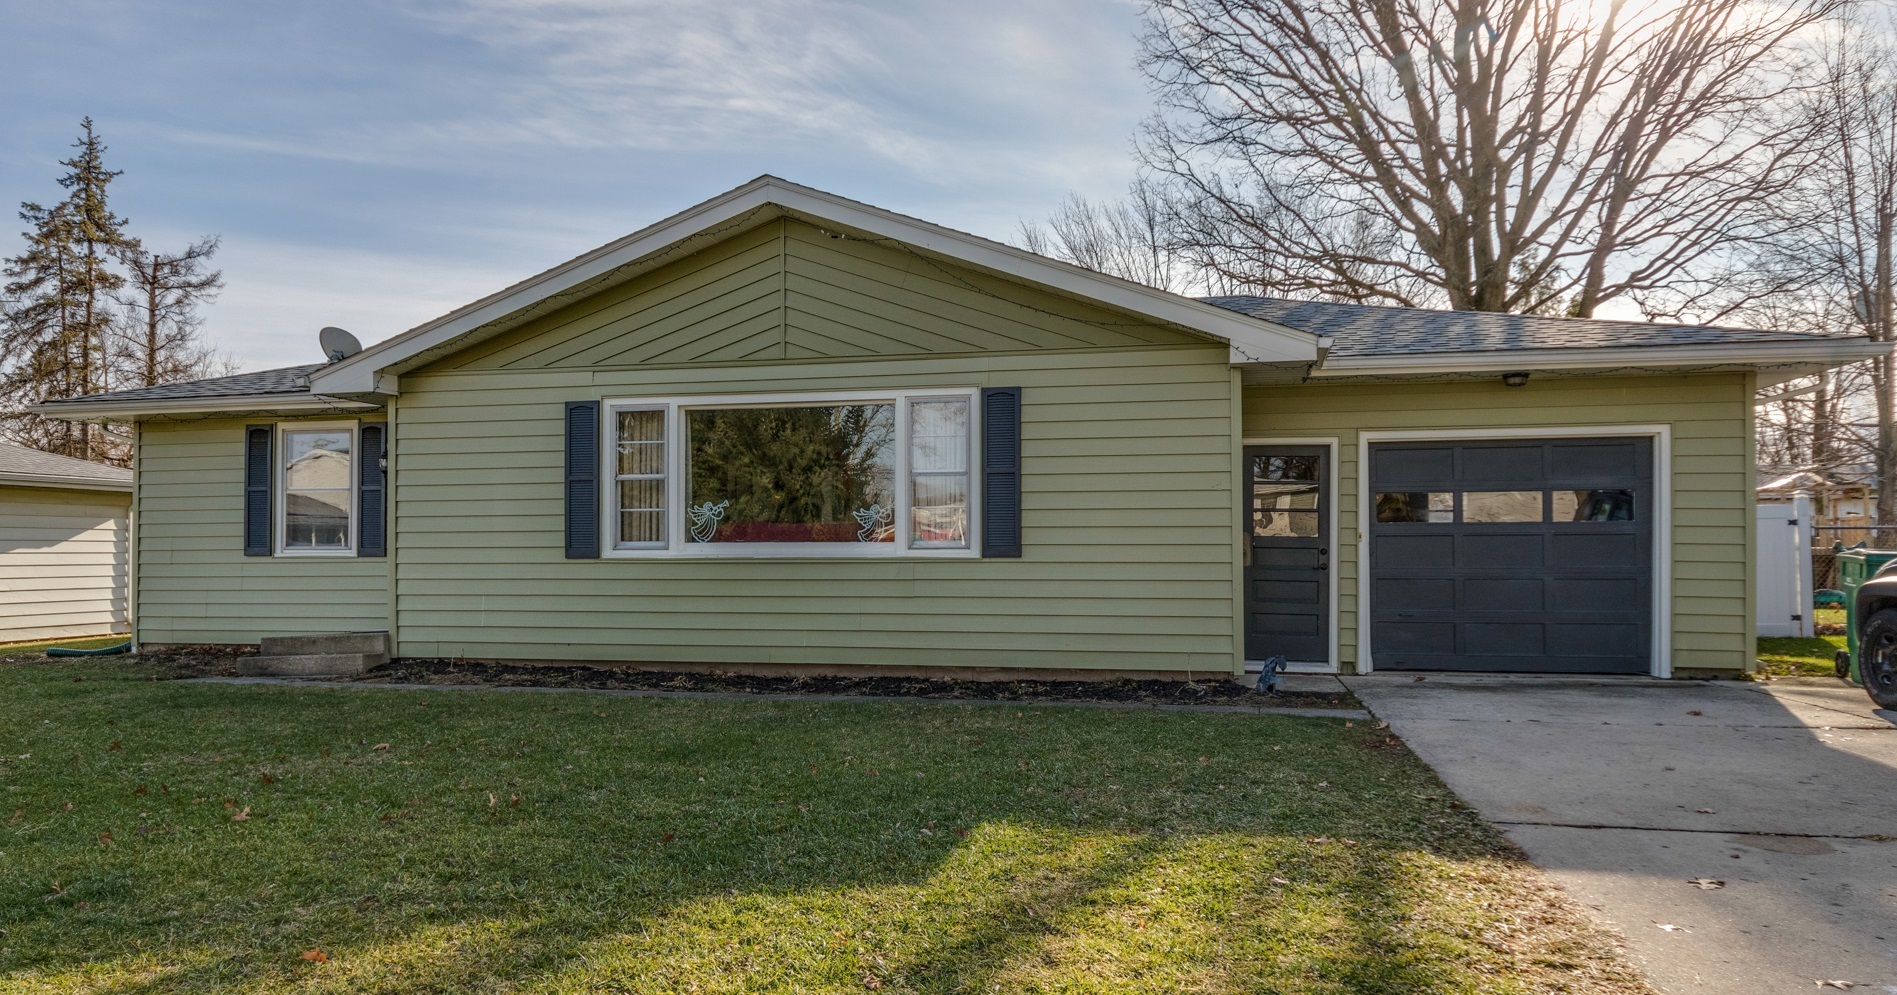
432,219,1194,373
1243,373,1754,673
394,343,1239,673
0,484,128,642
136,417,389,644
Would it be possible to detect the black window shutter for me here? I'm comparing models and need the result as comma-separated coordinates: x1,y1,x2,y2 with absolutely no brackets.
358,422,387,557
243,424,273,556
981,386,1022,558
565,401,601,559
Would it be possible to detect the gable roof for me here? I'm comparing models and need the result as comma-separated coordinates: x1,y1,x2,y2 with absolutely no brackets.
27,178,1893,419
0,442,131,491
303,176,1324,397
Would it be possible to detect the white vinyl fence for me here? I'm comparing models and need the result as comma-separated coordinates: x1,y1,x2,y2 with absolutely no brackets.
1757,492,1813,638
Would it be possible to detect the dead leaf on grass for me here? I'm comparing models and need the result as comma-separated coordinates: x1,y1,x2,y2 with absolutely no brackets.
97,832,112,844
301,949,328,963
107,741,121,751
373,743,390,751
231,807,250,822
1269,876,1290,885
862,973,883,990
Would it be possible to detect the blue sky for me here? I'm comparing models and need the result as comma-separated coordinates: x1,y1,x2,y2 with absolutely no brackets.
0,0,1152,371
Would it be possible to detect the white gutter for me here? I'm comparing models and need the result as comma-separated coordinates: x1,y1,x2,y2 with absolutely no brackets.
308,176,1322,395
1304,337,1891,377
0,470,131,492
28,394,383,423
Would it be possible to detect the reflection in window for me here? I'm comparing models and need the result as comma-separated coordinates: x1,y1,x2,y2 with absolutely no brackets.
1462,490,1543,523
282,428,352,551
1257,455,1318,482
1554,489,1635,522
1376,491,1454,523
1252,454,1320,536
687,404,896,543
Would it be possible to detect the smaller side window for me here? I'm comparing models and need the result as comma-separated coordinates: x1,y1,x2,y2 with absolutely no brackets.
614,408,667,548
909,396,971,548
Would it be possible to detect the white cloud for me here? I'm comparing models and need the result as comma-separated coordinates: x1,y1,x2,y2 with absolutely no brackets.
198,237,525,371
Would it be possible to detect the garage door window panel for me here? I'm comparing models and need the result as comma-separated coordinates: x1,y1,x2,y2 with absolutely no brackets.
1554,489,1635,522
1462,491,1544,523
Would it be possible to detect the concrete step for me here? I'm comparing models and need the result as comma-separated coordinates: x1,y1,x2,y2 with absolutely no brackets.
236,652,386,677
260,631,390,658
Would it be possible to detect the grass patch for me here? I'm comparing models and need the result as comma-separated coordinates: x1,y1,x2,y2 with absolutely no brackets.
1757,635,1847,677
0,635,130,659
0,661,1651,994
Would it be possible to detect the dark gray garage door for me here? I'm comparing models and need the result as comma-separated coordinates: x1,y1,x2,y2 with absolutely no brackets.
1368,437,1652,674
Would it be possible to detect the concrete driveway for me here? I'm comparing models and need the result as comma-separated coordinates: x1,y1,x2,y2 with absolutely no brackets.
1344,674,1897,994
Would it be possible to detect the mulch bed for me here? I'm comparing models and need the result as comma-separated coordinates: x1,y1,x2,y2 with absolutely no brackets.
18,646,1356,709
347,659,1359,710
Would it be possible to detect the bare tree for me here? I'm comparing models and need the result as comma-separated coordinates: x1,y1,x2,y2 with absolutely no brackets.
1018,180,1193,291
1138,0,1838,315
116,236,232,389
1789,9,1897,527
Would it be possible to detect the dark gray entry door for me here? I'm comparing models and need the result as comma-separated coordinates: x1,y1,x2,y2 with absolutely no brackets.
1368,437,1653,673
1245,446,1330,663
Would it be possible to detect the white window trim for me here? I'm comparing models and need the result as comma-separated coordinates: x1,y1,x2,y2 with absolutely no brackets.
1355,425,1673,679
601,389,981,559
275,420,359,557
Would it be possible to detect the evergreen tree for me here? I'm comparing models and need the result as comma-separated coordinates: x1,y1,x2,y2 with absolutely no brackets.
1,118,140,461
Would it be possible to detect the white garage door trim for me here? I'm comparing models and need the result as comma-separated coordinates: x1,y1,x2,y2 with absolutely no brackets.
1356,424,1674,678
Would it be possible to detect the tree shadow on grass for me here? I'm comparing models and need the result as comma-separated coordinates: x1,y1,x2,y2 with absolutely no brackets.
0,668,1611,994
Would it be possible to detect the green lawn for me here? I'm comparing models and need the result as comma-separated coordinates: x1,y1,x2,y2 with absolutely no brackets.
1757,635,1848,677
0,634,130,658
0,661,1648,994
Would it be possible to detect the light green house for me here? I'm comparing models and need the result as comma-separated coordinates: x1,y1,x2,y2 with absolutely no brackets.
36,178,1885,679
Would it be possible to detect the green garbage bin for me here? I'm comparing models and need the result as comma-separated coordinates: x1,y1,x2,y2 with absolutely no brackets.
1837,545,1897,683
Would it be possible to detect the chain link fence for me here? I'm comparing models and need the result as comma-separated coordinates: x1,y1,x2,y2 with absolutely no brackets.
1812,525,1897,590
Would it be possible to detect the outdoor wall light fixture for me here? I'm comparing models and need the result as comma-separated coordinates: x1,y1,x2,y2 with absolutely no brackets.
1501,371,1531,387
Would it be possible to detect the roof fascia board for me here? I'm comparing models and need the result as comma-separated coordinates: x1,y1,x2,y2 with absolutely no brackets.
1306,338,1890,377
308,177,1321,395
29,395,383,422
0,471,131,492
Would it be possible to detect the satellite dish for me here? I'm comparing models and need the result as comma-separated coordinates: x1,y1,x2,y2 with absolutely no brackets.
319,326,362,363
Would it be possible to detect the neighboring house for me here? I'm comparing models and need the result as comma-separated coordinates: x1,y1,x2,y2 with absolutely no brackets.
0,443,131,643
33,178,1888,678
1758,464,1876,525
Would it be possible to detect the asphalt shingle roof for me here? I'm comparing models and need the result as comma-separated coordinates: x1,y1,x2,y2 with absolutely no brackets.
1201,296,1853,359
0,442,131,484
39,364,324,407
